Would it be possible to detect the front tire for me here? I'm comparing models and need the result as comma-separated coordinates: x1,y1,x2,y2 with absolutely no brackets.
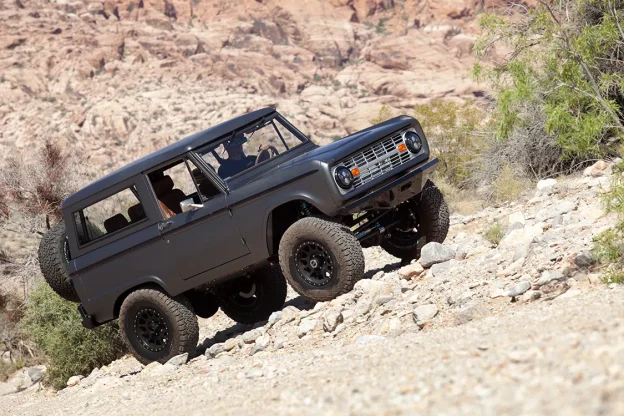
381,179,449,260
119,288,199,365
215,266,287,325
279,217,365,302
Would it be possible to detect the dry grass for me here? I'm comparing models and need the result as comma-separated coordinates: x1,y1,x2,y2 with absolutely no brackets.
433,174,484,215
483,222,505,246
492,163,528,202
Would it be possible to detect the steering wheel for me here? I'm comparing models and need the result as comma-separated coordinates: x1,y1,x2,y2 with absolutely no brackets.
255,145,279,165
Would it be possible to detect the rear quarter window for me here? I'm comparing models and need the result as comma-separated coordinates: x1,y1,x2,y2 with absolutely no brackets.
73,186,146,246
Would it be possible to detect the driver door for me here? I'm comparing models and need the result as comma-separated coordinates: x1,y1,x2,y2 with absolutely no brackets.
149,157,250,280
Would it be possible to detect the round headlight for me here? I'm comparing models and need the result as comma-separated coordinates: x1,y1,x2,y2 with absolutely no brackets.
403,130,422,153
335,166,354,189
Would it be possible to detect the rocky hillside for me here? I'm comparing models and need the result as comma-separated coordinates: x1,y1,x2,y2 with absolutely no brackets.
0,0,498,175
2,161,623,414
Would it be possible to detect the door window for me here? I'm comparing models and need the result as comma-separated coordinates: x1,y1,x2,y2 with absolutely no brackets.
73,186,146,246
196,117,305,180
147,158,220,219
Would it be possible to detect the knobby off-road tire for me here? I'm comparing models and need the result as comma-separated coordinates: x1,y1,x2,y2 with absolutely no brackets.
38,222,80,302
381,179,450,260
279,217,365,302
216,266,287,325
119,288,199,365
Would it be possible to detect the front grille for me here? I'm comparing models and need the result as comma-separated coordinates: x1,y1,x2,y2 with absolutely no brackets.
337,130,418,189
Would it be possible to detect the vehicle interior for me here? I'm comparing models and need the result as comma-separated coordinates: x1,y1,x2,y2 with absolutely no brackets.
147,158,220,219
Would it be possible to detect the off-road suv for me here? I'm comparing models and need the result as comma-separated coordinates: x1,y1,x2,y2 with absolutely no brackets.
38,107,448,364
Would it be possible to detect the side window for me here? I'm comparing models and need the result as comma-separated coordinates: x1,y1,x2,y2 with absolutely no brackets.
73,186,146,246
148,158,220,219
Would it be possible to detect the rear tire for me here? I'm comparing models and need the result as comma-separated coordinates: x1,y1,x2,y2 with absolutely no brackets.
279,217,365,302
381,179,449,260
38,222,79,302
215,266,287,325
186,291,220,319
119,288,199,365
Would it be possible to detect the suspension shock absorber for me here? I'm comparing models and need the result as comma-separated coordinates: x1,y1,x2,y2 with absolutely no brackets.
300,201,311,218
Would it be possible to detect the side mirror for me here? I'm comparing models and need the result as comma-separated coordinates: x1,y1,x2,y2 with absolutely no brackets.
180,198,204,213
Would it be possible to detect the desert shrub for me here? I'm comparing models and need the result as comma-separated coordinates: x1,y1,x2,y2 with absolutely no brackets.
491,163,527,202
22,281,126,389
370,105,395,124
414,100,490,187
483,222,505,246
593,160,624,283
474,0,624,173
432,174,483,215
0,140,79,223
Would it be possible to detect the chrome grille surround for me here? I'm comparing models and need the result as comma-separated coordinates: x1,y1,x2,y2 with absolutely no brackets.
334,128,420,191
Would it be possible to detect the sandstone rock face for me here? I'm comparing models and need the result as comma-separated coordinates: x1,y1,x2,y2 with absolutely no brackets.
0,0,490,180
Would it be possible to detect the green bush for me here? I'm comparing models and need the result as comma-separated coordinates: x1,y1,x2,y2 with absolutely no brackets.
483,222,505,246
22,281,126,389
593,160,624,284
475,0,624,167
414,100,489,187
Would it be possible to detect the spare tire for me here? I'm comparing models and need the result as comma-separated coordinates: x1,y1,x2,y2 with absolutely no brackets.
38,222,79,302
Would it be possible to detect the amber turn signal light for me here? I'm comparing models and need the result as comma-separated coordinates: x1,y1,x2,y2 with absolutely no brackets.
397,143,407,153
351,167,360,176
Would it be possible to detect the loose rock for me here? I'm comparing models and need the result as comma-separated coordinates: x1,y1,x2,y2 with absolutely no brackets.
506,281,531,298
420,243,456,268
412,304,439,327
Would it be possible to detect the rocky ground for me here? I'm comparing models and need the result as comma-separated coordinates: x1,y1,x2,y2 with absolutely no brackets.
1,161,622,415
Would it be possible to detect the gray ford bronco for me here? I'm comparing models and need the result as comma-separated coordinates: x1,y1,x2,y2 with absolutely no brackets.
38,107,448,364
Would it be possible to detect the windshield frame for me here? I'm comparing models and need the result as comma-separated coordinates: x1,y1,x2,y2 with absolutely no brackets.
191,112,310,184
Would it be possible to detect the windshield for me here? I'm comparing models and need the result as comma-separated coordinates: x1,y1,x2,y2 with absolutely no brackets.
195,115,307,181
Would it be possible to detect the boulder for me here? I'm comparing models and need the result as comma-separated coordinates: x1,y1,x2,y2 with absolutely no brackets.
454,303,492,325
536,178,557,192
583,160,609,177
506,281,531,298
297,318,318,337
66,375,83,387
398,262,424,280
165,353,188,366
323,309,343,332
574,251,594,268
420,243,456,268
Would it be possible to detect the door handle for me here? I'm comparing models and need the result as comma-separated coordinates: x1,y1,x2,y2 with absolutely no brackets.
158,221,173,231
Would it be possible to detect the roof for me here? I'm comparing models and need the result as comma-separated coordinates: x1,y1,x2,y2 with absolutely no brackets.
63,107,276,208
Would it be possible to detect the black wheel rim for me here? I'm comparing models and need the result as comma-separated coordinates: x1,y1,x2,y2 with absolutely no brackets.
227,280,258,308
134,308,169,352
295,241,335,286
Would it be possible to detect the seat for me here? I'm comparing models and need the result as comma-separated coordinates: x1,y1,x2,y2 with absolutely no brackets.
152,175,188,218
127,204,146,223
103,214,129,234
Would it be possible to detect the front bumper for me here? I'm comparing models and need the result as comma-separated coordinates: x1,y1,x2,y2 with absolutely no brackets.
339,158,438,214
